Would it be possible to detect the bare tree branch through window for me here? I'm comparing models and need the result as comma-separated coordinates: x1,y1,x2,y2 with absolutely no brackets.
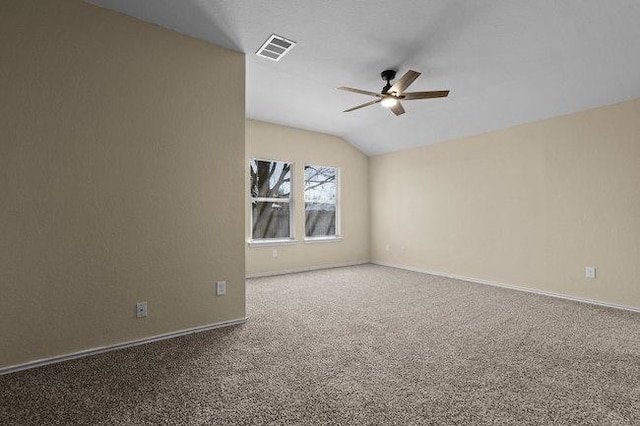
250,159,292,239
304,165,339,238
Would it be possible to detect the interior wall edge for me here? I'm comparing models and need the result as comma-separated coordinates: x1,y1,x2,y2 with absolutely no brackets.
1,0,246,369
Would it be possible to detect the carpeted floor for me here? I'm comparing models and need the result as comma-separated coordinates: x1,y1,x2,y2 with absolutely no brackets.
1,264,639,425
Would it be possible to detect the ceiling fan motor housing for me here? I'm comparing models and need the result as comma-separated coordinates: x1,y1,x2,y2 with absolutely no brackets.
381,69,397,82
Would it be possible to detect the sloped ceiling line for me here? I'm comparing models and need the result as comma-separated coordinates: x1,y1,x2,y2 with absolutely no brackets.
85,0,640,155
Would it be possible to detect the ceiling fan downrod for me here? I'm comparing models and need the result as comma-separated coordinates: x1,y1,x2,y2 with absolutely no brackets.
380,69,396,94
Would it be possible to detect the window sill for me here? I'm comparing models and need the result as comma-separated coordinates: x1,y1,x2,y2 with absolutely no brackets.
248,239,297,248
304,236,343,244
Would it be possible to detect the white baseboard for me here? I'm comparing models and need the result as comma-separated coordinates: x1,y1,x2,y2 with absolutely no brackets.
372,261,640,313
0,317,247,376
246,260,370,279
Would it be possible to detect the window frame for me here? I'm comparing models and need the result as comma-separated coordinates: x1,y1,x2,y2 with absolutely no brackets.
248,158,296,246
303,164,341,242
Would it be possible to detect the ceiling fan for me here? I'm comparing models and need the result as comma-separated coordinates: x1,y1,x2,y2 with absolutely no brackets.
338,69,449,116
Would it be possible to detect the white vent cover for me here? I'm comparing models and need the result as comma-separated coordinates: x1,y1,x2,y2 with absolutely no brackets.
256,34,296,61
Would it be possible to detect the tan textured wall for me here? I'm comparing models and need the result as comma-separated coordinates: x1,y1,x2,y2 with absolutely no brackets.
371,99,640,308
246,120,369,276
0,0,245,368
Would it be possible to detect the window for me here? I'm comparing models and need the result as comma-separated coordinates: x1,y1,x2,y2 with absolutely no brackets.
250,159,293,241
304,165,339,238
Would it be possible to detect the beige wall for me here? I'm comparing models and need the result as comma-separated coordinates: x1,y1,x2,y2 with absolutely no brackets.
371,99,640,308
0,0,246,368
2,0,635,371
246,120,369,276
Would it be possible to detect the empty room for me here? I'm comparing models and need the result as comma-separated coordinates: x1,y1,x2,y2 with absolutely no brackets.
1,0,639,425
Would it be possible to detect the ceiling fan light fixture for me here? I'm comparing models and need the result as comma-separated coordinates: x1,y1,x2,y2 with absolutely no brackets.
381,96,398,108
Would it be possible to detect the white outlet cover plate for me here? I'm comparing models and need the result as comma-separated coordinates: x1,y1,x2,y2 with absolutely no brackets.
585,267,596,279
136,301,148,318
216,281,226,296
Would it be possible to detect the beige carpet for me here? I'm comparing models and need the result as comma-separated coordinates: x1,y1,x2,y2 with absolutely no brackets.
1,264,639,425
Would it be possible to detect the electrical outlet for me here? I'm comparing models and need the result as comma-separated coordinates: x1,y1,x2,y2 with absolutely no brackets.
272,249,279,258
216,281,226,296
136,301,148,318
585,267,596,279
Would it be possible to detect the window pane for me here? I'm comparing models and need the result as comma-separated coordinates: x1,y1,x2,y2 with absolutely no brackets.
250,159,291,199
305,203,336,237
252,201,291,239
304,165,336,203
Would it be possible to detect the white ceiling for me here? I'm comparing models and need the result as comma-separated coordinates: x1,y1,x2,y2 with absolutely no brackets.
85,0,640,155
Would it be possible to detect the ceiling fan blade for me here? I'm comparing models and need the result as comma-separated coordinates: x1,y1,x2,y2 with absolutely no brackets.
338,86,383,98
389,70,420,94
389,101,405,116
344,98,382,112
403,90,450,100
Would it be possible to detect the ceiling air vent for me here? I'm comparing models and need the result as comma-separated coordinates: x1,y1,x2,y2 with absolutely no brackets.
256,34,296,62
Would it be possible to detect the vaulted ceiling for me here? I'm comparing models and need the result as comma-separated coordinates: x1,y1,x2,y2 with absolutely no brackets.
85,0,640,155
